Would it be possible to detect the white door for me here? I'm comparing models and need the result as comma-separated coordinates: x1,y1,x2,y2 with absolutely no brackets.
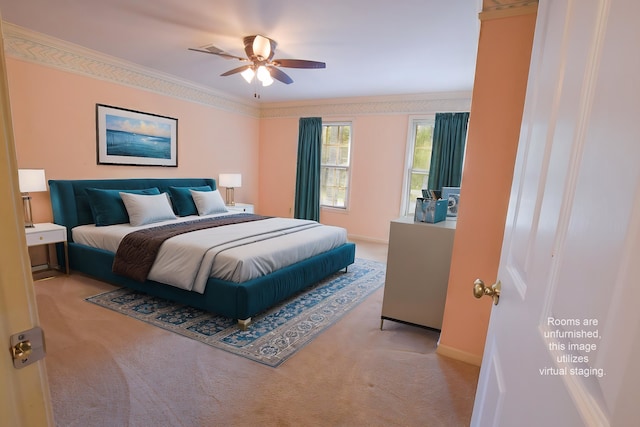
471,0,640,425
0,15,54,426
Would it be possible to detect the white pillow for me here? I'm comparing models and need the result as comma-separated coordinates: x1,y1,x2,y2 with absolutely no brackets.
120,192,176,226
190,189,228,215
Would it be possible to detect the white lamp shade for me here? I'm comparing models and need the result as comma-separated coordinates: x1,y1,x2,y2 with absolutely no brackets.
219,173,242,188
252,35,272,59
18,169,47,193
256,66,273,86
241,67,255,83
260,73,274,87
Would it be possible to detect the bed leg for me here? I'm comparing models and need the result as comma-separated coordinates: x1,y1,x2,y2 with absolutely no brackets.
344,266,348,273
238,318,252,330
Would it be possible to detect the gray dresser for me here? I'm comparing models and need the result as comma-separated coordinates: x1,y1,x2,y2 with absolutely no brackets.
381,216,456,330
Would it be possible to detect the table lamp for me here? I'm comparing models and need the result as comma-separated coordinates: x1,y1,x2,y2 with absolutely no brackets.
18,169,47,228
218,173,242,206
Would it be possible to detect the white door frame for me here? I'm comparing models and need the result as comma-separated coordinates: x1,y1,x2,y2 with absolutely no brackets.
0,14,55,426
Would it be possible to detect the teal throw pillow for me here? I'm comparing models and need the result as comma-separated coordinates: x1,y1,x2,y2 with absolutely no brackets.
168,185,212,216
86,187,161,226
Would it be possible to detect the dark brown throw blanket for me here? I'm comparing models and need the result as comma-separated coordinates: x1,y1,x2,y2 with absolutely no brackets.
113,214,270,282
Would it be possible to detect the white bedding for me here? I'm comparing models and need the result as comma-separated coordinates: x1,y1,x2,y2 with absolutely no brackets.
72,213,348,293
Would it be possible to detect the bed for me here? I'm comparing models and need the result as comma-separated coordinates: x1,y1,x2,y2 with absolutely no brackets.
48,178,356,328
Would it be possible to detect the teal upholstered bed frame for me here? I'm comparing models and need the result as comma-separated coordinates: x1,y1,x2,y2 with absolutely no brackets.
48,178,356,328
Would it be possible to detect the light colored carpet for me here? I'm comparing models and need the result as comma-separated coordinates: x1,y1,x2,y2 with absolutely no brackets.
85,258,385,367
35,241,480,426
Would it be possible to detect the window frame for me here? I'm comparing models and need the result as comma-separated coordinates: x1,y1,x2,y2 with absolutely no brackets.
400,115,435,216
320,120,353,210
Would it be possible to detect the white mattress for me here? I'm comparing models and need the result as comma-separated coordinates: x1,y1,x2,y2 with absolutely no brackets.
72,213,348,293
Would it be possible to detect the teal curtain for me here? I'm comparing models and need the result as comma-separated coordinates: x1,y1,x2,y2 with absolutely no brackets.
294,117,322,221
427,112,470,192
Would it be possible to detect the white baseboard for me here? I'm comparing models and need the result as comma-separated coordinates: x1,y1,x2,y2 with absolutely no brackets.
436,343,482,366
347,234,389,245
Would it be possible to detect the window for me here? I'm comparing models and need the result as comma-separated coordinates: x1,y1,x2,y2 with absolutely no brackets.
401,117,435,215
321,122,352,208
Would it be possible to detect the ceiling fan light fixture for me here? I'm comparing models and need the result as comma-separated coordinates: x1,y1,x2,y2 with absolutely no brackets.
190,34,324,92
241,67,255,83
257,66,273,86
253,35,272,60
261,74,274,87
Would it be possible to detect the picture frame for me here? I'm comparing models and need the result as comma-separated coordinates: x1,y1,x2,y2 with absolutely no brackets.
96,104,178,167
441,186,461,217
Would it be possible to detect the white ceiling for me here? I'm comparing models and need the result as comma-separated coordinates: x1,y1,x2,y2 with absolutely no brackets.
0,0,480,103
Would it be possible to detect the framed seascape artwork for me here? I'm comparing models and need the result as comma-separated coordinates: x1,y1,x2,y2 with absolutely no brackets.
441,186,461,217
96,104,178,167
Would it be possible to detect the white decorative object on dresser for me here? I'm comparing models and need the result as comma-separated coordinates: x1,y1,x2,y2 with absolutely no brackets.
25,222,69,279
381,216,456,330
226,203,254,214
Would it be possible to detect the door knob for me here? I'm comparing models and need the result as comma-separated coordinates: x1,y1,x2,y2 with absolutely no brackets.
12,340,33,360
473,279,501,305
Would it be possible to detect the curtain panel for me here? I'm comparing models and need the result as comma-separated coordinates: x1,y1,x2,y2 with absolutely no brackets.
427,112,470,192
294,117,322,221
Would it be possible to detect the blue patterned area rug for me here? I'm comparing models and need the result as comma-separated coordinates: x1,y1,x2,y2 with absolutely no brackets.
86,258,385,367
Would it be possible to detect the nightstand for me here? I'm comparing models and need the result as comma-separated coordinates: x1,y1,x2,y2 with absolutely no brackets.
226,203,254,213
25,223,69,280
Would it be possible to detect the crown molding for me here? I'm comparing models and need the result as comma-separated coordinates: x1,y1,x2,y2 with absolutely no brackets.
2,22,472,119
2,22,260,117
259,92,472,118
480,0,538,20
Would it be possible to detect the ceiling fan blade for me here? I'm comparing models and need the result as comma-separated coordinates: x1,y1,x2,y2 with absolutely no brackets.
188,47,247,61
272,59,326,69
220,65,252,76
267,66,293,84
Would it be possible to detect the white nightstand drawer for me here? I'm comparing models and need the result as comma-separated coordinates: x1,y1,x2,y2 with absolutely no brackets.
25,223,67,247
226,203,254,214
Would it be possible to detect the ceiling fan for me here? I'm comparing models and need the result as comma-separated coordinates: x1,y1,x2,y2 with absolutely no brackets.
189,35,326,87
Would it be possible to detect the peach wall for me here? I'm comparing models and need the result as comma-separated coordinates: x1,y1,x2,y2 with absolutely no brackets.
258,116,299,218
258,114,412,243
437,11,537,364
6,58,259,223
321,115,408,241
7,47,470,246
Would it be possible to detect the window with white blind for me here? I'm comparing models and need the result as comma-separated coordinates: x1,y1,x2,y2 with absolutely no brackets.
401,116,435,215
320,122,352,209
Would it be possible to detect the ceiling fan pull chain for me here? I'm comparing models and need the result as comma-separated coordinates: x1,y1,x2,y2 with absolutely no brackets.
253,76,261,98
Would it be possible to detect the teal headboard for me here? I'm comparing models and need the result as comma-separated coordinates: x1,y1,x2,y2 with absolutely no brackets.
49,178,216,241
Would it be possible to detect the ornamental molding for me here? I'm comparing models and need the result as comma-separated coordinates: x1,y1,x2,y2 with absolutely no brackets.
481,0,538,19
2,22,259,117
2,22,471,118
259,94,472,118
